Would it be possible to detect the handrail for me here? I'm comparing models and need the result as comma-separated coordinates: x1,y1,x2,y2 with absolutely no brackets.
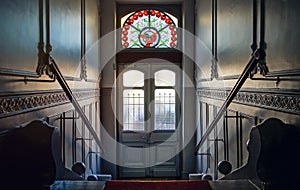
48,56,104,152
195,49,265,154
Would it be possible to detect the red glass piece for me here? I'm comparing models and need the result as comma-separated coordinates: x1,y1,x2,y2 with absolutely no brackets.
143,10,149,16
165,18,171,24
124,24,130,30
169,24,175,30
122,36,128,42
156,11,161,18
150,10,155,16
171,36,177,42
170,41,176,48
123,42,129,48
128,18,134,25
138,11,143,17
171,30,177,35
161,15,166,20
122,30,128,35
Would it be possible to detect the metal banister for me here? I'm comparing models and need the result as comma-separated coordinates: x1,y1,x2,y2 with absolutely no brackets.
195,49,265,154
48,56,104,152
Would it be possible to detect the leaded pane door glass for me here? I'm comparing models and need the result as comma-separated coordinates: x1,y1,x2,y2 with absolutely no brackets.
154,89,176,130
123,90,145,131
122,67,178,132
123,70,145,131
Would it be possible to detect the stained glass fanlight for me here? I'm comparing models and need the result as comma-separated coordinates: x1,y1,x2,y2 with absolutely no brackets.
121,10,178,48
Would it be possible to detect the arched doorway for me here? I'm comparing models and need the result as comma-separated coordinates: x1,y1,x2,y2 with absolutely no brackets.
116,7,182,179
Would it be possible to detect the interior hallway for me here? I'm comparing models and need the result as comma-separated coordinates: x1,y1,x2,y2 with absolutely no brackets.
0,0,299,189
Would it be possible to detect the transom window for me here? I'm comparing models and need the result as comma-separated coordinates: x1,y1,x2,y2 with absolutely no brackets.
121,9,178,48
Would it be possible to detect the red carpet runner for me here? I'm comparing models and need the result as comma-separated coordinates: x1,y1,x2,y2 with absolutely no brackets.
103,180,212,190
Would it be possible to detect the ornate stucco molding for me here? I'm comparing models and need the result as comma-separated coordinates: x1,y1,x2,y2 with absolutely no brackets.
0,89,100,118
197,88,300,114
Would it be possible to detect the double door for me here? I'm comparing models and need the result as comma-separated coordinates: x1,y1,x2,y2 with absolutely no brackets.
117,61,181,179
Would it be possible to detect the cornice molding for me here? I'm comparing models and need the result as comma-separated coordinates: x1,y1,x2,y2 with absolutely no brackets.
0,89,100,118
197,88,300,114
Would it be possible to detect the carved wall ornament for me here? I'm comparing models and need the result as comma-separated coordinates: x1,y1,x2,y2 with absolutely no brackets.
197,88,300,114
0,89,100,118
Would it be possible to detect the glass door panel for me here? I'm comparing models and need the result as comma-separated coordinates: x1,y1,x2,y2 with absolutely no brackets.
154,89,176,130
123,90,145,131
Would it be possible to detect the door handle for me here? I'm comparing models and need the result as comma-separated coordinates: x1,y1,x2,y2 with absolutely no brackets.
141,136,147,139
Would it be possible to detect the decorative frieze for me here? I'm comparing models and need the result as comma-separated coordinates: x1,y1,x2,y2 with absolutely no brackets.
197,88,300,114
0,89,100,118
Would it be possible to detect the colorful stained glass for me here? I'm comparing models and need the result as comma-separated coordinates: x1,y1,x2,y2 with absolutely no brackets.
121,10,178,48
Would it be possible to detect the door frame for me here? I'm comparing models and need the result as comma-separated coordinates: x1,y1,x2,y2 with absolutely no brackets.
116,50,183,179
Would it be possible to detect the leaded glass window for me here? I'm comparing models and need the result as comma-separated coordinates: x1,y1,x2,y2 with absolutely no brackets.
123,70,145,131
123,90,145,131
121,10,178,48
155,89,176,130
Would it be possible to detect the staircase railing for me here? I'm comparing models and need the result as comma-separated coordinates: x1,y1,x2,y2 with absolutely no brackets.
48,56,104,152
195,49,265,154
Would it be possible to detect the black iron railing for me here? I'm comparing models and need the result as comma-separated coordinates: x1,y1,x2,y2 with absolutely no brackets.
48,56,104,152
195,49,265,154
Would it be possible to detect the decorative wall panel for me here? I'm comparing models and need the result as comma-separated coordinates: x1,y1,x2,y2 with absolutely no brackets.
0,89,100,118
197,88,300,114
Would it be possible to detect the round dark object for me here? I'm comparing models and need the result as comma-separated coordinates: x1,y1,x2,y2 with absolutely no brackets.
71,162,86,176
218,160,232,175
87,174,98,181
202,174,213,181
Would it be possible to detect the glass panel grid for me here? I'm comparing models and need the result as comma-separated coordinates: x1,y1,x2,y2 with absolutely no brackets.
123,90,145,131
155,89,176,130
